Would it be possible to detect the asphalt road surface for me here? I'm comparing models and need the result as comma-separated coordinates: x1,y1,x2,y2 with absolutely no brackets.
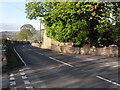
2,44,120,89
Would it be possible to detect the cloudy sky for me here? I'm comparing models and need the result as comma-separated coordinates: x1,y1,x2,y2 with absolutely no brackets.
0,0,44,31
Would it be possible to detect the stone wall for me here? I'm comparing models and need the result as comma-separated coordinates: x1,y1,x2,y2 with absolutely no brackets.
31,43,41,48
36,30,119,57
50,44,119,57
41,30,52,49
2,53,7,66
0,45,7,67
32,42,119,57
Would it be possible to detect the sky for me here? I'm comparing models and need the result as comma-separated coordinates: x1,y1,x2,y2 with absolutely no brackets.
0,0,44,31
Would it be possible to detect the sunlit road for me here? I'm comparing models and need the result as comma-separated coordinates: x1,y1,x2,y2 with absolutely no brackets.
3,44,120,89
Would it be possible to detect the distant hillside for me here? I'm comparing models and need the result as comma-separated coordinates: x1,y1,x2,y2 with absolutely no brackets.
0,31,19,39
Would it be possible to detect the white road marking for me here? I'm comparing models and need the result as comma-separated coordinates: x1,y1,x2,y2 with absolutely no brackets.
35,52,44,55
26,86,33,89
19,69,23,72
10,74,14,77
10,77,15,81
24,80,31,84
22,76,28,80
14,48,27,66
23,45,25,47
20,72,25,76
10,81,16,86
40,53,44,55
24,67,31,70
96,75,120,87
19,67,31,72
49,57,73,67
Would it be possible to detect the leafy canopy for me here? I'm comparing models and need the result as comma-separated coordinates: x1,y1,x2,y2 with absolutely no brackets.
25,2,120,46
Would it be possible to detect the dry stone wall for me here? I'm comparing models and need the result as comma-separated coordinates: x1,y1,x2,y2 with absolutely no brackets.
31,43,41,48
1,45,7,67
33,30,119,57
50,44,119,57
32,41,119,57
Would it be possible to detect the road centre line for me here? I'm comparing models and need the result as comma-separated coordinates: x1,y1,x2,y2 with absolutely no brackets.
35,51,44,55
14,48,27,66
19,67,31,72
96,75,120,87
28,49,73,67
49,57,74,67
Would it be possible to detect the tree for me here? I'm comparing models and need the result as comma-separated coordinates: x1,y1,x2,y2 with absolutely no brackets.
112,2,120,25
25,2,46,19
20,24,36,34
25,2,120,47
16,24,36,41
95,2,120,46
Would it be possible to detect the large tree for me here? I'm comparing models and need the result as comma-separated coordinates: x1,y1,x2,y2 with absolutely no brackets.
25,2,120,46
16,24,36,41
20,24,36,34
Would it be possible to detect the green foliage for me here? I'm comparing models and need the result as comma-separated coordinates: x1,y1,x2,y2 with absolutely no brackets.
16,29,33,41
20,24,36,34
95,24,120,46
42,2,91,45
25,2,120,47
25,2,46,19
112,2,120,25
16,24,36,41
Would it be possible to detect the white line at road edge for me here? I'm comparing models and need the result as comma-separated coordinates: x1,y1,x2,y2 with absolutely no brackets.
96,75,120,87
49,57,73,67
14,48,27,66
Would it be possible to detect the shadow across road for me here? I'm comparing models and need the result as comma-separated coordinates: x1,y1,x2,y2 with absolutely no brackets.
11,44,119,88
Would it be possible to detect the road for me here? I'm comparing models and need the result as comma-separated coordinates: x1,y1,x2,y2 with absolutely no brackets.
2,44,120,89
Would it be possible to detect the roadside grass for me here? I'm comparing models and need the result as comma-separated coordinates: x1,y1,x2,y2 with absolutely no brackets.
3,41,24,73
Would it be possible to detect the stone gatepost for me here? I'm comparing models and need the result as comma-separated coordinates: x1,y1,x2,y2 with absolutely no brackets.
41,30,52,49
